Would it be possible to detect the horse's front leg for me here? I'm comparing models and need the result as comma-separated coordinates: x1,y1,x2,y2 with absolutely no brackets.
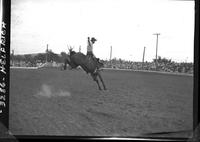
97,72,107,90
91,74,102,90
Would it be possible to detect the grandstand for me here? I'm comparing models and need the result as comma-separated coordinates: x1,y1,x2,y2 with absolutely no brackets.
10,47,193,74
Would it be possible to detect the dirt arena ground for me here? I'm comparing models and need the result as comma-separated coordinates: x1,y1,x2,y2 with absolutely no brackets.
9,68,193,137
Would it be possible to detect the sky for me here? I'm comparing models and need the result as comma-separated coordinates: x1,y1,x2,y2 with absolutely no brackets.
11,0,194,62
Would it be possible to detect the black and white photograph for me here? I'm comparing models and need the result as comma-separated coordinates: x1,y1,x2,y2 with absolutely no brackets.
1,0,197,140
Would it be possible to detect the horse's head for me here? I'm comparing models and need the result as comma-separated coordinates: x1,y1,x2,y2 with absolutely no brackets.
68,46,76,56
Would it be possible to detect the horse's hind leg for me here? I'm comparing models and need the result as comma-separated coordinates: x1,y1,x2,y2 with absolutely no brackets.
97,72,107,90
91,74,102,90
81,64,89,74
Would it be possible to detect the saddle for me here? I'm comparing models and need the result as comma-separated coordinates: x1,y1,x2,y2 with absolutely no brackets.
86,55,102,68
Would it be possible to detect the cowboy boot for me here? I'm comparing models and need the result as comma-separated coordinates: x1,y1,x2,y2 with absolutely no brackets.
96,58,103,70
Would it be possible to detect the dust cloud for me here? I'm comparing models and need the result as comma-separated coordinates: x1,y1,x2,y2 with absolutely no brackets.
36,84,71,98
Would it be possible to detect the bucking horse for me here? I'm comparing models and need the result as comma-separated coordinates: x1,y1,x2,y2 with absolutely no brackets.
63,48,107,90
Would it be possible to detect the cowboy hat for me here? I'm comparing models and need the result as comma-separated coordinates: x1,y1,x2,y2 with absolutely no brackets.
91,37,97,42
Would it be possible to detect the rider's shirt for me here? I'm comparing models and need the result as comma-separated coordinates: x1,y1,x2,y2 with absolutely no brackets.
87,40,93,53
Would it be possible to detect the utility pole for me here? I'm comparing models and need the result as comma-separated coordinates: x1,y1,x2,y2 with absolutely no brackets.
142,46,146,69
79,45,81,52
11,49,14,66
153,33,160,70
46,44,48,63
110,46,112,67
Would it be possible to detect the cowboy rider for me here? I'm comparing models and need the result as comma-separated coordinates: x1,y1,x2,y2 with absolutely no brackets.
87,37,96,58
87,37,102,71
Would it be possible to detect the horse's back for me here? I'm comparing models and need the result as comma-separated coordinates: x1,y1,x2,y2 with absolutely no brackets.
71,52,87,64
70,52,103,73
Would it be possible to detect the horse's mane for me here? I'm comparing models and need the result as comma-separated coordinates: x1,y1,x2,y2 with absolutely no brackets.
69,49,87,58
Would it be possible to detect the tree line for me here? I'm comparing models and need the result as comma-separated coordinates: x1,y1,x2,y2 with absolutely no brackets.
10,50,68,64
